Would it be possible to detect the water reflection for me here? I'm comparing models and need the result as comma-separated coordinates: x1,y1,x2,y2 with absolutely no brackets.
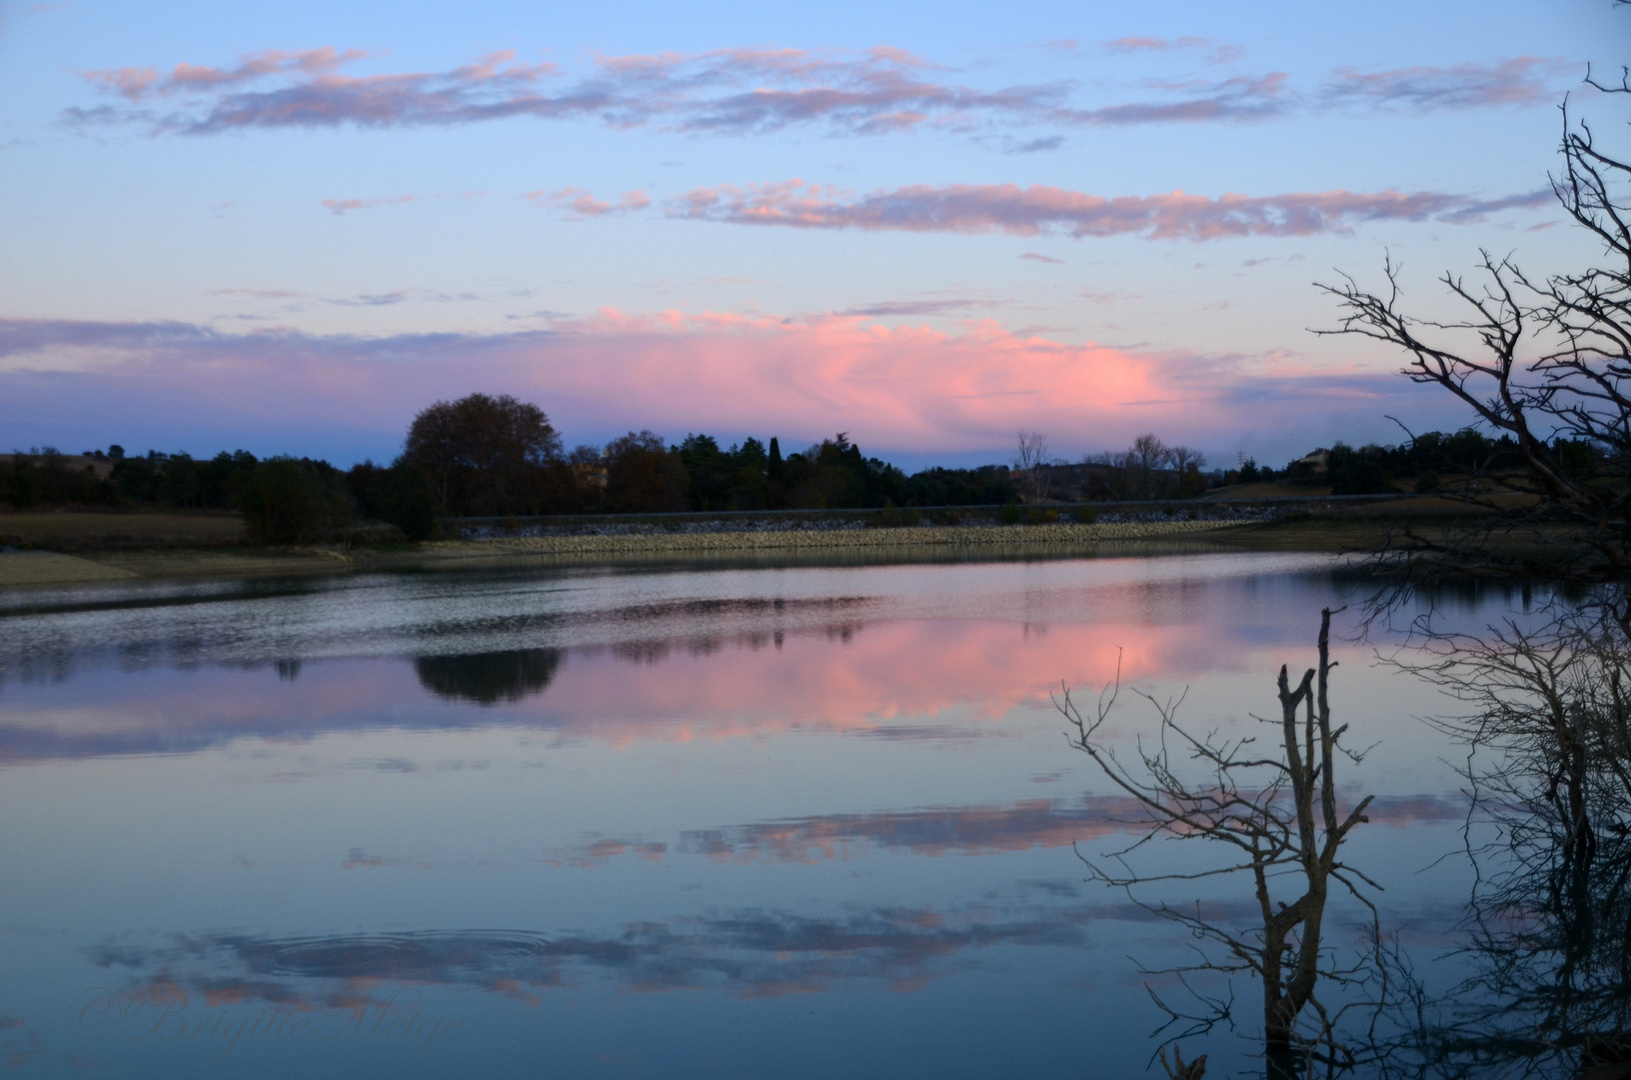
0,553,1503,1078
0,615,1342,763
414,650,563,705
537,794,1468,868
1376,605,1631,1078
88,902,1142,1006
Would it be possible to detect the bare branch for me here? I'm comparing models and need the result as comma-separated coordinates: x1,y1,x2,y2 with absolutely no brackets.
1061,609,1385,1076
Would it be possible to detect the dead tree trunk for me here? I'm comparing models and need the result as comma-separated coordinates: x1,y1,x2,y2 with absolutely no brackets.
1059,608,1380,1077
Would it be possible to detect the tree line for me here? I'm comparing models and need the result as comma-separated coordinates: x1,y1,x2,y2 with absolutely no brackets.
0,393,1025,543
392,394,1024,518
8,397,1606,547
1220,427,1595,496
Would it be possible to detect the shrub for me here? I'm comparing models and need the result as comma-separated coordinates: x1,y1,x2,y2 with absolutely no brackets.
1000,502,1023,524
1330,459,1388,495
1414,471,1442,495
238,458,354,545
604,431,688,513
879,502,921,527
1076,505,1097,524
347,463,437,541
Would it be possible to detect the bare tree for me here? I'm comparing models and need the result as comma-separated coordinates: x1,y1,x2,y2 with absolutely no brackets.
1170,445,1208,497
1169,445,1207,475
1318,79,1631,587
1057,609,1383,1079
1014,429,1051,503
1081,434,1207,500
1373,602,1631,1077
1314,39,1631,1075
1128,433,1170,499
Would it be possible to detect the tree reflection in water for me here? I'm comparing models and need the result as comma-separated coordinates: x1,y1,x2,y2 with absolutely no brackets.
1380,603,1631,1080
413,649,564,705
1061,609,1386,1080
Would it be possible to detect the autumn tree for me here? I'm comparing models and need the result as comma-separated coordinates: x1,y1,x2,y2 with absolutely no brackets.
603,430,688,513
402,393,562,517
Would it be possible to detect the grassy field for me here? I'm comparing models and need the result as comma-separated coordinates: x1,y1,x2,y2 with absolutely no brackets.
0,510,245,551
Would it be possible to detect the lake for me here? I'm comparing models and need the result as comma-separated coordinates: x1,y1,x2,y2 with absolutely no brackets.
0,550,1526,1077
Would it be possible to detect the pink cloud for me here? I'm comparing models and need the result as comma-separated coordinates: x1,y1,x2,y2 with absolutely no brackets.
68,43,1564,139
1100,36,1224,56
560,790,1469,869
668,180,1540,240
81,50,562,134
1435,187,1554,222
522,187,650,217
1322,56,1576,110
320,194,414,215
0,311,1469,464
1098,37,1246,65
1057,72,1289,124
85,47,372,101
67,45,1063,136
837,298,992,317
1103,36,1186,53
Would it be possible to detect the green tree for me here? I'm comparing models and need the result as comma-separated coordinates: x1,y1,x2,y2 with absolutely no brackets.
782,433,907,509
238,457,354,545
903,466,1015,506
719,437,767,509
198,451,258,509
675,434,733,510
345,461,437,540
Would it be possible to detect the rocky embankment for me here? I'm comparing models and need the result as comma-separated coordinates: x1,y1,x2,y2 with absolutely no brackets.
438,518,1244,556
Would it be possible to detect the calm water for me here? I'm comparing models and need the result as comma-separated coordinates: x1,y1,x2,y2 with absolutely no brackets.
0,551,1508,1077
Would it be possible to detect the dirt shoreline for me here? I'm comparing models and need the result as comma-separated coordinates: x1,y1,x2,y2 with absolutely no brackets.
0,519,1275,588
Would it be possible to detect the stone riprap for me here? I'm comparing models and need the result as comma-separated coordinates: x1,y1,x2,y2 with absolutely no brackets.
456,503,1277,541
436,519,1243,556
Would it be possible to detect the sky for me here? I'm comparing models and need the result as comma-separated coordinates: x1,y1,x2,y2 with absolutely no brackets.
0,0,1625,470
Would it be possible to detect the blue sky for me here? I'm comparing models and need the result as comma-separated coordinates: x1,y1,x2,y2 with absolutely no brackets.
0,0,1624,468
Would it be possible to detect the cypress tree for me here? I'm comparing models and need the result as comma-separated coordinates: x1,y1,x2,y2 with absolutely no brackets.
767,437,784,482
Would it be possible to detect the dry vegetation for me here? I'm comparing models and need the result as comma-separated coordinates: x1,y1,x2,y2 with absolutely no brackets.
0,510,246,551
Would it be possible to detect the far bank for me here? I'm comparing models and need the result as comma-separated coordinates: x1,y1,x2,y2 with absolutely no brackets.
0,500,1485,588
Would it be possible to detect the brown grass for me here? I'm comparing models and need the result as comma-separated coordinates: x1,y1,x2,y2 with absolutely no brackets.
0,453,114,478
1202,481,1331,499
0,511,245,551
